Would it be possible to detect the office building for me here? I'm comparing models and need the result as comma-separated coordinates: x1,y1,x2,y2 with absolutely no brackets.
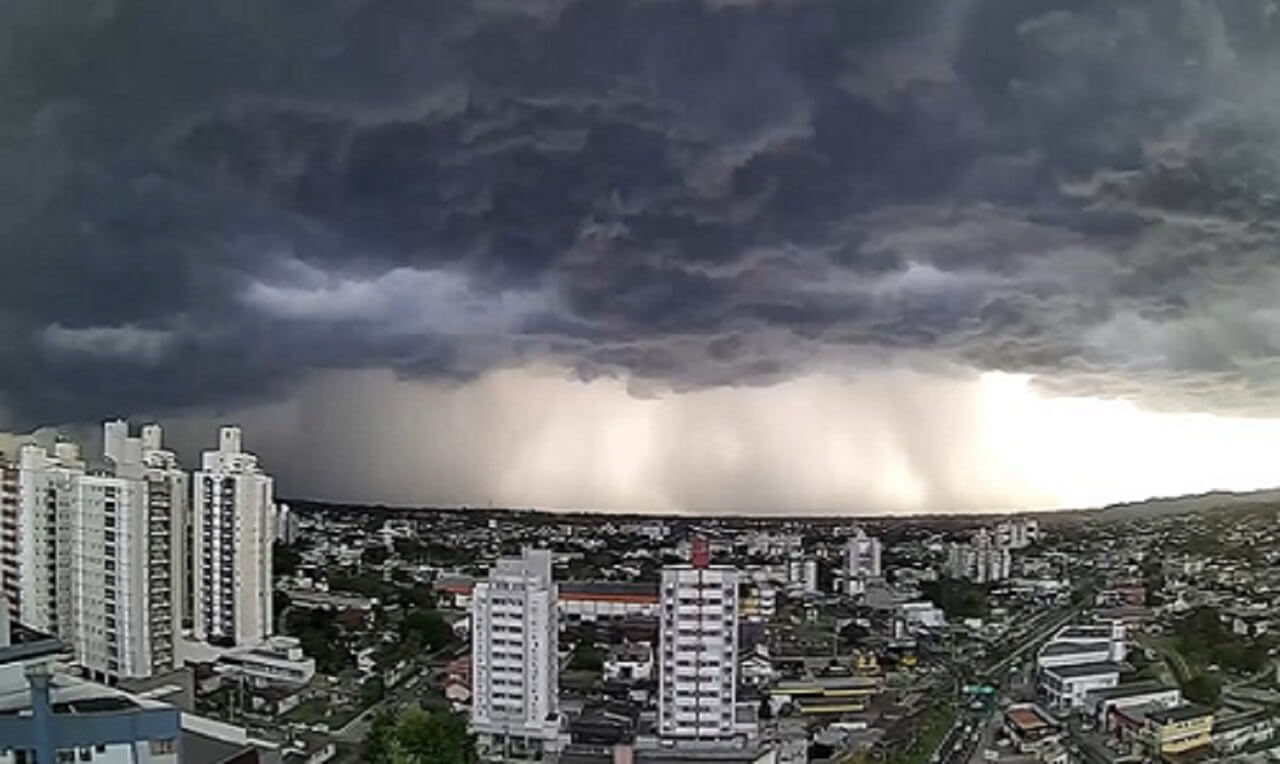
659,538,752,745
470,548,561,759
193,427,275,647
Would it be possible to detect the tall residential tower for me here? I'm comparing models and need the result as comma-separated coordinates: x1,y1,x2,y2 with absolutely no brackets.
470,548,561,758
659,537,751,746
193,427,275,647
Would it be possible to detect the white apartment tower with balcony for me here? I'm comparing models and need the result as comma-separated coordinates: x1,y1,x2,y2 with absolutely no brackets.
193,426,275,647
470,548,561,759
2,422,187,681
11,442,84,636
96,420,188,679
659,538,751,746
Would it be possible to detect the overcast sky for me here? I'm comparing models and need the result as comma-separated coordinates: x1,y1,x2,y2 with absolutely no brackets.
4,0,1280,514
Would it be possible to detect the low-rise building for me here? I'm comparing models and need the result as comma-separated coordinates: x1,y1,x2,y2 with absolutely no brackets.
603,643,653,684
1212,710,1276,755
1003,704,1063,756
1143,705,1215,759
1085,682,1182,730
1040,662,1123,710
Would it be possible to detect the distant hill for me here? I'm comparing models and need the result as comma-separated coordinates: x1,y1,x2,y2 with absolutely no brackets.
1087,488,1280,523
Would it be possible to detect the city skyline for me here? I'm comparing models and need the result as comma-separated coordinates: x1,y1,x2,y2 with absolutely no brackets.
5,1,1280,514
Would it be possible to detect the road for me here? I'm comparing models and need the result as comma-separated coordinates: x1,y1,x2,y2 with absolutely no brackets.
983,606,1081,679
925,604,1083,764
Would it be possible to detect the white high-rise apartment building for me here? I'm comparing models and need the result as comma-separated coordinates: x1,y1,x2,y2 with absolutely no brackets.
945,530,1011,584
659,540,750,746
3,422,187,681
845,528,882,595
470,548,561,758
193,427,275,647
13,442,85,636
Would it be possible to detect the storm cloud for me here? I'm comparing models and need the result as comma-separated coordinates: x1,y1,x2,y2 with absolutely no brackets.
4,0,1280,508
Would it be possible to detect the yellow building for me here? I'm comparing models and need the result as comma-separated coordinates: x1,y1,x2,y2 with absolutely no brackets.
1143,705,1214,758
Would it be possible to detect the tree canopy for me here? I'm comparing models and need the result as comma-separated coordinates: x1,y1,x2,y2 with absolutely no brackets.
364,709,477,764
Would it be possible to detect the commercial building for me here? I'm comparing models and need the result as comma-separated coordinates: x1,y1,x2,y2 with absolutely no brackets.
1086,682,1182,731
1142,705,1215,758
470,548,562,759
1002,704,1064,759
193,427,275,647
1040,622,1127,665
1041,662,1124,710
658,540,752,745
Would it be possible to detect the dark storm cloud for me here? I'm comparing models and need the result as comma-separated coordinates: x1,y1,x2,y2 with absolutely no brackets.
4,0,1280,426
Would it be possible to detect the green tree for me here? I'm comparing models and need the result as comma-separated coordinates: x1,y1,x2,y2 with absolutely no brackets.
362,676,386,706
400,610,453,653
569,642,603,672
1182,674,1220,707
921,579,988,619
364,709,477,764
285,608,353,675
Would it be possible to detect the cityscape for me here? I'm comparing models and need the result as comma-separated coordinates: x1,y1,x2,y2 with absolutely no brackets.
6,1,1280,764
4,422,1280,763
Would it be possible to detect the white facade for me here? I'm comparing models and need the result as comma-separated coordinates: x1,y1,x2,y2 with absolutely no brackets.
996,519,1038,550
470,549,561,758
946,530,1012,583
15,442,84,635
845,529,882,581
274,502,299,546
1041,664,1122,710
1043,622,1127,664
898,602,946,629
8,422,186,681
0,460,17,619
787,560,819,594
659,564,751,744
193,427,274,647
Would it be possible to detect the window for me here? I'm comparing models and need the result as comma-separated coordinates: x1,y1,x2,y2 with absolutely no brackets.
149,739,177,756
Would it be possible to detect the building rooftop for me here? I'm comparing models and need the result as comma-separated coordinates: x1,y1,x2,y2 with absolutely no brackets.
1057,625,1112,639
1041,641,1108,656
0,622,69,667
1086,682,1178,701
1147,704,1213,725
1042,661,1125,679
1005,706,1056,734
1212,710,1271,734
